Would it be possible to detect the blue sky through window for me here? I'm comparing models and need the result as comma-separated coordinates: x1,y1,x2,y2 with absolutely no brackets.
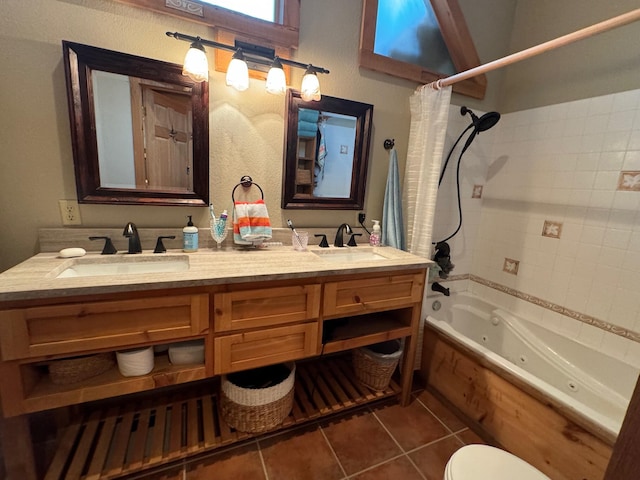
374,0,456,75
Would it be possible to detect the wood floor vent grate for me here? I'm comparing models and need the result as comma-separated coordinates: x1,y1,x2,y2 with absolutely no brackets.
44,355,400,479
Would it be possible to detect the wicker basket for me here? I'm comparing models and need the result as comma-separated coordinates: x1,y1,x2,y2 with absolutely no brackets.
48,352,115,385
220,362,295,433
353,340,403,391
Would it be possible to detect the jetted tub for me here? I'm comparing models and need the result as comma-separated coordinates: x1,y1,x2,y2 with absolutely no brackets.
425,292,639,440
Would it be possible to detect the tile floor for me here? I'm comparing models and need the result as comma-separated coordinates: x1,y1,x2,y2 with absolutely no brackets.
131,389,488,480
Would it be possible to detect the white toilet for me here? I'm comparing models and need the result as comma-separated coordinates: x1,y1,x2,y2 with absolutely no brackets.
444,444,551,480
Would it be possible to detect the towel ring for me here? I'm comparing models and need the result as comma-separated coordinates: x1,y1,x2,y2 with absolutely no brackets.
232,175,265,203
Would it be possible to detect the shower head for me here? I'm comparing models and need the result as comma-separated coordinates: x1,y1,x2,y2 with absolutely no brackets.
460,106,500,132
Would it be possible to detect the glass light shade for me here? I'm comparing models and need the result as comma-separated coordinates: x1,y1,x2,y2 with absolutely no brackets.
182,44,208,82
265,64,286,95
301,71,321,101
226,57,249,91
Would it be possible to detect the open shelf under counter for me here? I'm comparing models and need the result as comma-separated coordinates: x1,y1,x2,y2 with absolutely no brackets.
20,355,207,415
44,355,400,480
322,310,413,355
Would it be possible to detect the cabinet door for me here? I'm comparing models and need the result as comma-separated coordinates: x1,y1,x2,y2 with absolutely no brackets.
214,284,321,332
0,294,209,360
323,273,424,318
214,322,318,374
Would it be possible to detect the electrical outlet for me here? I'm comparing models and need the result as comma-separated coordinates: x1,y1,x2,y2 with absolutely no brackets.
58,200,82,225
358,212,366,225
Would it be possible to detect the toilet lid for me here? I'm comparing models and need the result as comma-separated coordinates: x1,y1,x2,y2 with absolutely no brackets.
445,445,551,480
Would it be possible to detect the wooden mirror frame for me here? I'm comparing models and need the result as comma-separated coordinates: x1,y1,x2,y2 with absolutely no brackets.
63,41,209,206
281,90,373,210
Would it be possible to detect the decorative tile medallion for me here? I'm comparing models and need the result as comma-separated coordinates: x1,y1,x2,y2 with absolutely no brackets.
503,258,519,275
618,171,640,191
472,185,483,198
542,220,562,239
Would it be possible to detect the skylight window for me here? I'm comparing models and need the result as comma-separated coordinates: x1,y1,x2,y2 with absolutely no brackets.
199,0,277,23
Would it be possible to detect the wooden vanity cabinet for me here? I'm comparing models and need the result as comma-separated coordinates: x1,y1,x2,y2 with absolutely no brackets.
213,284,321,374
0,268,426,480
0,293,209,361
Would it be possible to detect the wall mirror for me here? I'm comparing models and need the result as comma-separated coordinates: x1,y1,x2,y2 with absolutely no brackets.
63,41,209,206
282,90,373,209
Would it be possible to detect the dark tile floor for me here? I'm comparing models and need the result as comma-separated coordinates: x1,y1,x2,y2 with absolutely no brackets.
131,389,488,480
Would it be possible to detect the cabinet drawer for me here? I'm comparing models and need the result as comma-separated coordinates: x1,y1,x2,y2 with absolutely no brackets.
0,294,209,360
323,273,424,318
213,322,318,374
214,284,321,332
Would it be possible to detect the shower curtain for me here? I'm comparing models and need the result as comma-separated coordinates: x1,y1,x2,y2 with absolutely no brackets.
404,85,451,256
403,84,451,368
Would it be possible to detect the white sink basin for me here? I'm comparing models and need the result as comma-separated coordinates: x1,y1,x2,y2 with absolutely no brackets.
56,255,190,278
312,248,387,263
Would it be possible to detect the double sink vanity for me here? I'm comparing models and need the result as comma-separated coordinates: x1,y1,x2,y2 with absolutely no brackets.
0,238,429,479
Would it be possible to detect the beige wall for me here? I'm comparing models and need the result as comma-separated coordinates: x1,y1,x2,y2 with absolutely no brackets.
501,0,640,112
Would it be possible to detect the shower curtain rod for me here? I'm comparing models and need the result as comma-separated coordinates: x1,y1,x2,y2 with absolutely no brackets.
427,8,640,90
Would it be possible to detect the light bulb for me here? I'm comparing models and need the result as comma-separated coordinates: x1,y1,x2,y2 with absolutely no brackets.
182,41,208,82
226,49,249,92
265,57,286,95
301,68,320,101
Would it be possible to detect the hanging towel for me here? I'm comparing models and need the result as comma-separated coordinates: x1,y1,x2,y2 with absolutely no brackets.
233,199,272,245
316,127,327,181
382,148,406,250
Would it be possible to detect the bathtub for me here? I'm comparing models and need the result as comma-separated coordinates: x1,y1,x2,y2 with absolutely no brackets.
424,292,639,440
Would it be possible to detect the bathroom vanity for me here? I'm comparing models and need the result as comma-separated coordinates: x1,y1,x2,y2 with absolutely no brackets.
0,245,428,479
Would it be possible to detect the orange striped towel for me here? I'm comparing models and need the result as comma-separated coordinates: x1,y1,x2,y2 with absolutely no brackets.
233,200,272,245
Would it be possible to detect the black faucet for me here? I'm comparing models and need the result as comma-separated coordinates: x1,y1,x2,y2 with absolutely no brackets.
431,282,450,296
123,222,142,254
334,223,353,247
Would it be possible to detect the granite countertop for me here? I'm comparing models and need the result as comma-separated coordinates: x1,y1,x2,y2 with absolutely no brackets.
0,246,431,302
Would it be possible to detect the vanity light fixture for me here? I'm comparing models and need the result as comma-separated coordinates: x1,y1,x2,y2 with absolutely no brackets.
265,57,287,95
166,31,329,99
182,40,209,82
225,48,250,91
301,66,321,101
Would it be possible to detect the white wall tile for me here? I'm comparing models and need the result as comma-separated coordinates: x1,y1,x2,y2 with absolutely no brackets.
442,89,640,358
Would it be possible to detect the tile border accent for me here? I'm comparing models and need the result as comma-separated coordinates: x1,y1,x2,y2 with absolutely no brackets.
435,274,640,344
469,274,640,343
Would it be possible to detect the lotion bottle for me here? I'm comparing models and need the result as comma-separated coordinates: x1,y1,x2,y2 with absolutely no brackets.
183,215,199,252
369,220,381,246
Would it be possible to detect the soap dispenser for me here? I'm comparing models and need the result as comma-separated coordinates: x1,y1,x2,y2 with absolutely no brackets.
183,215,199,252
369,220,381,246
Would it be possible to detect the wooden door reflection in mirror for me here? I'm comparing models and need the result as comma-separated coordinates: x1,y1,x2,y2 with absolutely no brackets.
282,90,373,209
63,41,209,206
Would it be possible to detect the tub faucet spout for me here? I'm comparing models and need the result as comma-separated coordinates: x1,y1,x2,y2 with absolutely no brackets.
431,282,450,296
123,222,142,254
334,223,353,247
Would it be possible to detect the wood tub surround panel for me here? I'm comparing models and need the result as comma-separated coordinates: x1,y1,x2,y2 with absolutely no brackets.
0,266,427,480
421,331,612,480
